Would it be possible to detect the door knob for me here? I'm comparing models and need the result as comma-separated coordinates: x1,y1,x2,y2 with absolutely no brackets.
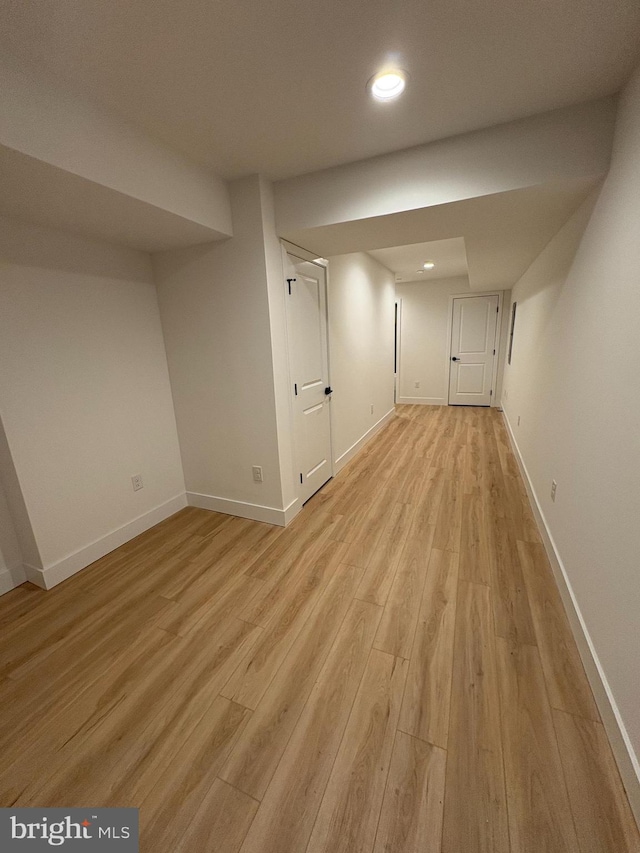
451,357,460,362
324,386,333,395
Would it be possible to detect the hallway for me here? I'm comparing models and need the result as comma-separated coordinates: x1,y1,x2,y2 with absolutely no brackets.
0,405,637,851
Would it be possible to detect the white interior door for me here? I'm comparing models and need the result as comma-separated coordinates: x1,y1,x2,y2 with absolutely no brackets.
448,295,499,406
285,255,333,504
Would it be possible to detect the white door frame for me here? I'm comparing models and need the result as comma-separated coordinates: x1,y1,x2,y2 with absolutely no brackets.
446,290,504,407
283,247,334,504
394,298,402,404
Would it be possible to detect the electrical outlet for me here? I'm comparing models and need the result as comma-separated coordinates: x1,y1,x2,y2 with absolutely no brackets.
370,403,374,415
414,381,420,389
551,480,557,502
252,465,263,483
131,474,143,491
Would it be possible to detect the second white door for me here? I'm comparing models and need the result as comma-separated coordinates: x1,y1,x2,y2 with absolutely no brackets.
285,254,333,504
448,295,499,406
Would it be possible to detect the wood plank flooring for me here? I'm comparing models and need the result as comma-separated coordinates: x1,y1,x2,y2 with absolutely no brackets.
1,404,638,852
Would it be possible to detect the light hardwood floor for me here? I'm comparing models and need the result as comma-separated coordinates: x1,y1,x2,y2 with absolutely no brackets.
1,405,638,852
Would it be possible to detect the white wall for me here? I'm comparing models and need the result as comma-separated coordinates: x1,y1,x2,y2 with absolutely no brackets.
0,477,21,573
260,181,297,514
0,468,25,594
397,276,509,407
501,62,640,809
326,252,396,469
0,217,186,588
396,276,471,405
0,414,40,571
275,98,616,233
154,175,291,523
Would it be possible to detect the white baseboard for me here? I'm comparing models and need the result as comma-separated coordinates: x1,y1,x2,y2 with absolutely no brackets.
187,492,288,526
283,498,301,526
333,409,395,474
0,563,27,596
4,489,295,597
27,493,189,591
396,396,447,406
502,410,640,824
23,563,45,589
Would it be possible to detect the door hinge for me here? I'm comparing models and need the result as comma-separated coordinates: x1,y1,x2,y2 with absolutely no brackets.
300,473,303,484
287,277,296,295
497,306,499,313
493,349,496,355
294,383,298,396
490,390,493,396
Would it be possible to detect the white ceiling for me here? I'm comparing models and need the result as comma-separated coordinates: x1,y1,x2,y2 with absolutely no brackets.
369,238,468,283
2,0,639,180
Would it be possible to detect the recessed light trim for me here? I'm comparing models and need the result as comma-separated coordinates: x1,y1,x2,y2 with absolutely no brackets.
368,69,407,101
423,261,436,269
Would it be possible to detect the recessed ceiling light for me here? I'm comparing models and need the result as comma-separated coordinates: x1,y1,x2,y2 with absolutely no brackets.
368,69,407,101
416,269,424,274
423,261,435,269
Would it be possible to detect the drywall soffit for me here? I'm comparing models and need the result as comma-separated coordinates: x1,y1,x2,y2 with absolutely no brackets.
281,176,601,291
0,145,232,252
